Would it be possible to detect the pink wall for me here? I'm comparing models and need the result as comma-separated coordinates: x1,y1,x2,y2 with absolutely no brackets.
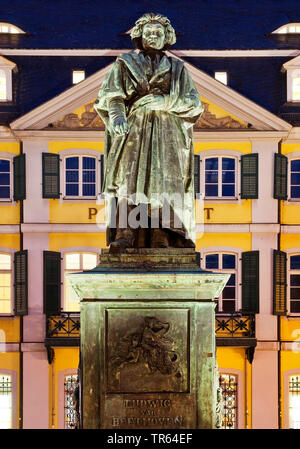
252,350,278,429
23,350,49,429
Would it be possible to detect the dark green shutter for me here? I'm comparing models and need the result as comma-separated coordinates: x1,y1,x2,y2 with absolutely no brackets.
273,250,287,316
100,154,104,192
241,154,258,199
274,153,288,199
13,154,26,201
14,250,28,316
43,251,61,315
194,154,200,198
42,153,60,198
242,251,259,313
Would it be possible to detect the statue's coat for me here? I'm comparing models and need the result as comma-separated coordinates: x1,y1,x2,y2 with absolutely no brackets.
94,51,203,244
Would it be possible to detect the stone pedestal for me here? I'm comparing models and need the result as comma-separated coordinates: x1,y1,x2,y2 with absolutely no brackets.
68,249,229,429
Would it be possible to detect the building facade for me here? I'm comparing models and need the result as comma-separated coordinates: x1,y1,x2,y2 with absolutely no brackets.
0,1,300,429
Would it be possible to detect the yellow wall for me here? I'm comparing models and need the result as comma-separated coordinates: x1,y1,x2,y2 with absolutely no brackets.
0,317,20,342
49,232,107,251
196,232,251,252
0,233,20,250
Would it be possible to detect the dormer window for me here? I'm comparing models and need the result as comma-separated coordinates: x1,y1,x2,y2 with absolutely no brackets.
0,22,25,34
282,57,300,102
0,57,16,102
272,23,300,34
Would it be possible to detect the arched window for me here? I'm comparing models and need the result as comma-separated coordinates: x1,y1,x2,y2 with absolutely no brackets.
290,159,300,198
204,252,237,312
0,22,25,34
64,252,98,311
0,159,11,199
64,374,79,429
289,375,300,428
0,253,12,314
289,254,300,314
64,156,97,198
205,156,236,198
0,373,12,428
272,23,300,34
219,373,238,429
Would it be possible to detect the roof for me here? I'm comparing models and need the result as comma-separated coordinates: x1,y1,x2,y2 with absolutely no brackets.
0,55,115,125
183,56,289,115
0,0,300,50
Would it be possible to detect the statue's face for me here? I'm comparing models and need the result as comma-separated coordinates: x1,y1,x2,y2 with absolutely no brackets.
142,22,165,50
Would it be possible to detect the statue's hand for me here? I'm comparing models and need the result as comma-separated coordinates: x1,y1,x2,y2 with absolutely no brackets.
112,116,129,136
138,94,166,111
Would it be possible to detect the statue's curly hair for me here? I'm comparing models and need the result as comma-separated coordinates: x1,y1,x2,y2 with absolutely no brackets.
130,13,176,50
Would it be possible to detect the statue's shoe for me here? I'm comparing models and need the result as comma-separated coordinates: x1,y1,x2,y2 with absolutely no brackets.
109,238,133,253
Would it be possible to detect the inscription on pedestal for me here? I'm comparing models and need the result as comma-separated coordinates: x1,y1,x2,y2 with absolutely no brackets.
104,394,196,429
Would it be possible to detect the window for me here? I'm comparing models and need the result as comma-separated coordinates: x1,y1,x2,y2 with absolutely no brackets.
205,253,237,312
64,252,98,311
64,156,97,198
292,76,300,101
64,374,79,429
205,157,236,198
0,254,12,314
219,373,238,429
0,159,11,199
289,255,300,313
0,374,12,429
0,23,24,34
0,71,7,101
214,72,227,85
72,71,85,84
289,375,300,429
272,23,300,34
290,159,300,198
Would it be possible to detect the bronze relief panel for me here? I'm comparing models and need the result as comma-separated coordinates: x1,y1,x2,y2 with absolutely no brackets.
106,308,189,393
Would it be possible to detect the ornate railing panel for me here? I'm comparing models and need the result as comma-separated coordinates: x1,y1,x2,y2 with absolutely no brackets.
46,313,80,338
215,313,255,338
46,312,255,340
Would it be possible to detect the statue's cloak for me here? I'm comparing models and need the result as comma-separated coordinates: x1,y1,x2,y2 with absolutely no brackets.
94,51,203,244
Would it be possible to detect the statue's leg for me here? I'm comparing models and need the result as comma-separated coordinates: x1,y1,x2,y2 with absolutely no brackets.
109,199,137,253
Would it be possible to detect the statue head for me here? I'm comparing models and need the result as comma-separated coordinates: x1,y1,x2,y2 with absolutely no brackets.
130,13,176,51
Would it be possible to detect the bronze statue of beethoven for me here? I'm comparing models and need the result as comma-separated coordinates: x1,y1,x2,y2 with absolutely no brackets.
94,13,203,252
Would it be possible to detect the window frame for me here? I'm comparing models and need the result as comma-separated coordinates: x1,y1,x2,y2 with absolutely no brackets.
201,249,241,313
219,368,244,429
0,157,13,202
59,149,102,202
288,253,300,316
199,150,241,202
288,157,300,201
63,155,98,200
62,250,100,312
58,369,79,429
0,369,17,429
284,369,300,429
0,251,13,316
